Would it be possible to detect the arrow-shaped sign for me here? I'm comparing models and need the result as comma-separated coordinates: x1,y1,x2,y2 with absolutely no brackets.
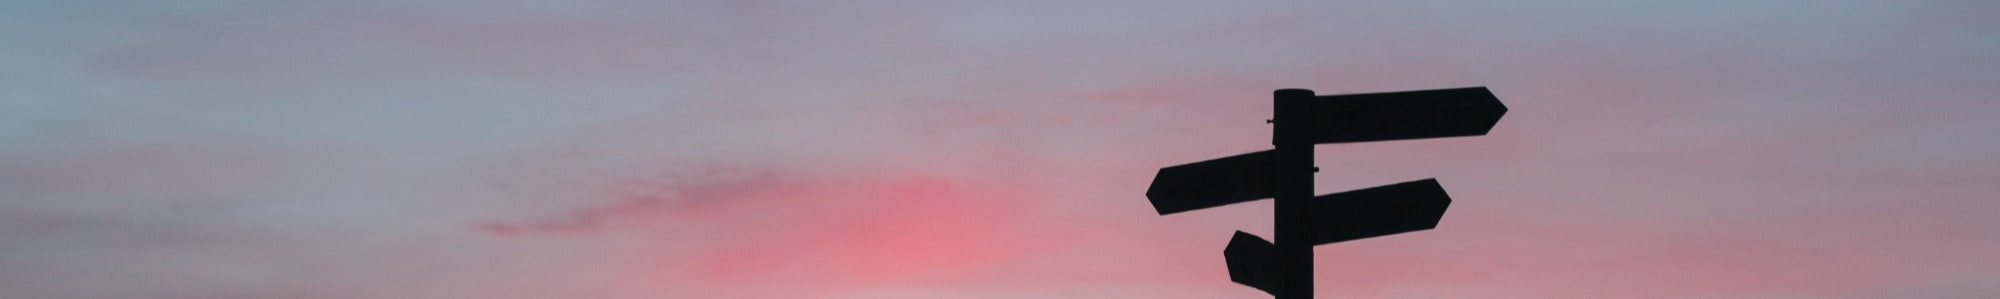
1286,87,1507,145
1309,178,1452,245
1223,179,1452,294
1146,150,1277,215
1225,231,1281,295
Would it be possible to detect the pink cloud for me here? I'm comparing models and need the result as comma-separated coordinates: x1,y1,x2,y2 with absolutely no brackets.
476,159,1051,294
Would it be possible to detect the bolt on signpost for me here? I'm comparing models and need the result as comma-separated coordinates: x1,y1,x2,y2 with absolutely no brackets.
1145,87,1507,298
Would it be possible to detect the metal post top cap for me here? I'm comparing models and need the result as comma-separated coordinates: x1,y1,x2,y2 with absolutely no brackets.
1274,89,1315,97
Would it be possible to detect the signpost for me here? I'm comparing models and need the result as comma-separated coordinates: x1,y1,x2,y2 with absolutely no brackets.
1145,87,1506,298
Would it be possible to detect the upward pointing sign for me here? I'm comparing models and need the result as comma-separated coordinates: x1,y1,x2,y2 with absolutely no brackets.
1224,179,1454,295
1308,178,1452,245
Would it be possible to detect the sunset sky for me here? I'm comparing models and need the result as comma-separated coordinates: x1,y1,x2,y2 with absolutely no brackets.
4,1,1999,298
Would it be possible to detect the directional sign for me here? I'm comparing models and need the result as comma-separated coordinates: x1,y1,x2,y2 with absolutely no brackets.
1309,179,1452,245
1224,179,1451,295
1145,150,1276,215
1224,231,1281,295
1297,87,1507,144
1143,87,1507,299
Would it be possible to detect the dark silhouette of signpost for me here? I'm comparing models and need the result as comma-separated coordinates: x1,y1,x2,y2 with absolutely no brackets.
1146,87,1507,298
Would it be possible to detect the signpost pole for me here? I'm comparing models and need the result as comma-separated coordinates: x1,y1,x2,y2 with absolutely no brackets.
1272,89,1317,299
1143,86,1505,298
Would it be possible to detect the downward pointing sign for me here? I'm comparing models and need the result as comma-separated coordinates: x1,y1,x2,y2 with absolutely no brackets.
1224,231,1280,295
